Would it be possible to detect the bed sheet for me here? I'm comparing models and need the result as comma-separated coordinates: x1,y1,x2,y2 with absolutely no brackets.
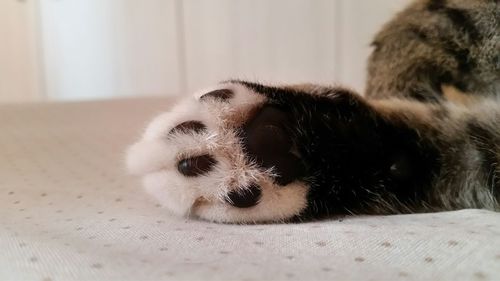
1,98,499,281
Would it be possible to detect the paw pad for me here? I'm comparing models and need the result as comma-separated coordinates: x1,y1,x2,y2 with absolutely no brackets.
128,82,310,222
243,106,305,186
226,183,262,208
177,155,217,177
200,89,234,101
170,121,206,134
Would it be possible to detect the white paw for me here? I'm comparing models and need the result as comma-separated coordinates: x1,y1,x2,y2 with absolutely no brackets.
126,82,309,223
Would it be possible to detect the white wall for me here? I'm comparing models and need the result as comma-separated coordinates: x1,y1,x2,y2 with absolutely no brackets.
39,0,182,101
0,0,412,103
182,0,338,92
0,0,43,103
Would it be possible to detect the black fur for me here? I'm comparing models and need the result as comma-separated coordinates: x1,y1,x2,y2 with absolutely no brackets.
236,81,441,217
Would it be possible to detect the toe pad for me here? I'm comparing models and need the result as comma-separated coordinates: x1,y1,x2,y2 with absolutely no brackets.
226,183,262,208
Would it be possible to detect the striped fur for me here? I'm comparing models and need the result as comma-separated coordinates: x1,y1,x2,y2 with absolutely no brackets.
361,0,500,214
367,0,499,102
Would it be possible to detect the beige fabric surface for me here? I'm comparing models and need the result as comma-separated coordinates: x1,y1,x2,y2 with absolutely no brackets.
1,98,499,281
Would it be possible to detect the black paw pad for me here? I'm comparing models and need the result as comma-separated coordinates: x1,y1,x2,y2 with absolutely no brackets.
243,106,305,185
200,89,234,101
265,153,303,186
177,154,217,177
170,121,206,135
226,183,262,208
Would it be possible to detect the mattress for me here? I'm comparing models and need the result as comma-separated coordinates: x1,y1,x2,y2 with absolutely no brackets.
1,98,499,281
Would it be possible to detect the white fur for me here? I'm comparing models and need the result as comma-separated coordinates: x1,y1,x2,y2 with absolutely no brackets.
126,82,309,223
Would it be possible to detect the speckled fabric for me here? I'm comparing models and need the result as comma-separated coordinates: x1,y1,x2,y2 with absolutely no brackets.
1,98,499,281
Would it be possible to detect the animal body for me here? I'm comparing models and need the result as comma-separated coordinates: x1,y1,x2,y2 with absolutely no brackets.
127,0,499,223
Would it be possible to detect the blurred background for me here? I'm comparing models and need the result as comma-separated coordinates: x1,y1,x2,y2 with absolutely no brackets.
0,0,411,103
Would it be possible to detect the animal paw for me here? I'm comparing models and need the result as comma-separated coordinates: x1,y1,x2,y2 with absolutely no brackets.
126,82,310,223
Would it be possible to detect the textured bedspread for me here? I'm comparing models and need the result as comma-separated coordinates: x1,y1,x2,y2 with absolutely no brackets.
1,98,499,281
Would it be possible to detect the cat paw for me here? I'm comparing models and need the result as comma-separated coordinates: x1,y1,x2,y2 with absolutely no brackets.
126,82,309,223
